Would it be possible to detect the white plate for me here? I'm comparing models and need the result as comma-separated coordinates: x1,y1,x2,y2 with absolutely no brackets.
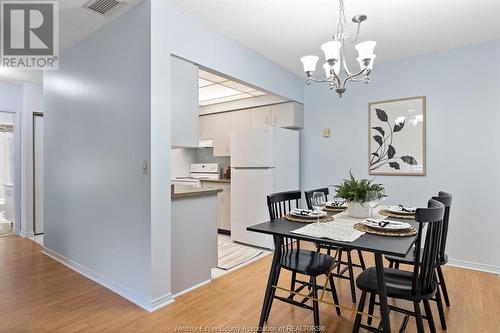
290,209,327,219
362,218,411,231
326,201,347,208
386,205,416,214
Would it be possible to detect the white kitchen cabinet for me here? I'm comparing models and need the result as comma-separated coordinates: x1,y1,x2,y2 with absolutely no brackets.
250,106,271,128
213,113,231,156
199,114,215,140
201,181,231,232
171,56,199,147
198,102,303,155
270,102,304,129
231,110,251,130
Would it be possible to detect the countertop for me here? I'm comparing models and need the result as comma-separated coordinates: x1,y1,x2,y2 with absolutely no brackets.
199,179,231,184
171,185,223,199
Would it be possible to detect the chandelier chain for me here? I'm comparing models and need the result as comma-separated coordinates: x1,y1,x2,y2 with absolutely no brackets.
336,0,347,40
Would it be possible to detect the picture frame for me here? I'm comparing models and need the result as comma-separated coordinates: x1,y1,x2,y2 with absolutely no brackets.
368,96,426,176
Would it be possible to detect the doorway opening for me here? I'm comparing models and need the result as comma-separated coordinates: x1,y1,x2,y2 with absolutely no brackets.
0,112,15,236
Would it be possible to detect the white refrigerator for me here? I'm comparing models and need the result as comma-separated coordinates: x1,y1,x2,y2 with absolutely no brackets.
230,127,299,249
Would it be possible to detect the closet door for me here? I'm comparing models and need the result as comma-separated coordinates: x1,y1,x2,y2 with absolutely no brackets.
33,114,44,235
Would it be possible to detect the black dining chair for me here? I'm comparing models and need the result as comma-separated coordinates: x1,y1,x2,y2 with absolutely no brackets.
304,188,366,303
385,191,452,330
264,190,341,329
352,199,445,333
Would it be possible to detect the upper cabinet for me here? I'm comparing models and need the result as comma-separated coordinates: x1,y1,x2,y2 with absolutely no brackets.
213,113,232,156
199,114,215,140
171,56,199,147
198,102,303,156
249,103,303,129
270,102,304,129
250,106,271,128
231,110,251,130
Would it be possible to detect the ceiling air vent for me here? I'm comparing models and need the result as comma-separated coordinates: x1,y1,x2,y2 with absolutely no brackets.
83,0,126,16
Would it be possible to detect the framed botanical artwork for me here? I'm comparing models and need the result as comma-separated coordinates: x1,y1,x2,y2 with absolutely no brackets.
368,96,426,176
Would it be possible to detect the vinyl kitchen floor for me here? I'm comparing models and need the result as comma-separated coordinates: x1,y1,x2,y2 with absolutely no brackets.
211,234,271,279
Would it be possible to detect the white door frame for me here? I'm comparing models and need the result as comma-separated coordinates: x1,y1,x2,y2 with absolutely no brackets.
0,109,21,235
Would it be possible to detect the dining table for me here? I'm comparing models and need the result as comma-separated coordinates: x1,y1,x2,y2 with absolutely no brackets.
247,212,418,333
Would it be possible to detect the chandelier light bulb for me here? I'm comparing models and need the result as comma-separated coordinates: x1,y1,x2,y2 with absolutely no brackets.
356,55,376,70
300,55,319,74
355,41,377,60
320,41,342,62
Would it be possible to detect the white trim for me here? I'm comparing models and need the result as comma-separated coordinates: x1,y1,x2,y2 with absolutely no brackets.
0,109,21,236
17,230,34,238
447,258,500,275
42,247,174,312
149,293,175,312
172,279,212,299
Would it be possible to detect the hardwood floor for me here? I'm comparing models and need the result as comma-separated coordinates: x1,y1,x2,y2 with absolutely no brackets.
0,235,499,332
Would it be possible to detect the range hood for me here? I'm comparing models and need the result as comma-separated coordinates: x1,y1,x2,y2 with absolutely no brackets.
198,139,214,148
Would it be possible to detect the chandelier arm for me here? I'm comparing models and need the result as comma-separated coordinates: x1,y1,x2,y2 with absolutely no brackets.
306,77,333,85
342,68,369,88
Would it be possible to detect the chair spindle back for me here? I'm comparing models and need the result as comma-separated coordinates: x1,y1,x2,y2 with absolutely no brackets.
304,188,330,210
267,191,301,252
411,199,445,295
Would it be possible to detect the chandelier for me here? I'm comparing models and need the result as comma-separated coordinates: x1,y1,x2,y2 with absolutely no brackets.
300,0,376,97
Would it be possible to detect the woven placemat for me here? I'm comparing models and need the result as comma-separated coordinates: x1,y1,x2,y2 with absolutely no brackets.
284,214,335,223
354,223,417,237
324,206,347,212
379,209,415,220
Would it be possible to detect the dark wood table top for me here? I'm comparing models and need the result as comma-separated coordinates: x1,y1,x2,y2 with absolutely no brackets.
247,216,418,257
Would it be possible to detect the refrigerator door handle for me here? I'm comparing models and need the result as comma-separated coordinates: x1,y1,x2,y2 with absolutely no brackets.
232,167,275,170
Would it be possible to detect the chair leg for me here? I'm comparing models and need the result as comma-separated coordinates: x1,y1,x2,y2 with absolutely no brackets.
352,291,367,333
394,262,400,269
357,250,366,270
328,274,341,315
413,301,425,333
423,300,437,333
388,261,394,269
311,277,321,332
435,285,447,330
437,265,450,307
337,250,343,273
367,293,376,325
289,271,297,300
264,266,281,322
347,250,357,303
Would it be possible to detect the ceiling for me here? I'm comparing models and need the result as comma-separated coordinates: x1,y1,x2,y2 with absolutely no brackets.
167,0,500,76
0,0,143,85
199,69,266,106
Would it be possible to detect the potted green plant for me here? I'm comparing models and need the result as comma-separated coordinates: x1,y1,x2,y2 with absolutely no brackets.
334,171,385,218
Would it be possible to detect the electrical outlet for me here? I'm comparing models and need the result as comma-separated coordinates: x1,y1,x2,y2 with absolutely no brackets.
322,128,331,138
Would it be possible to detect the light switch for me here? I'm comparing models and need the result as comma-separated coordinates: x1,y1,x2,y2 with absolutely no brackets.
322,128,331,138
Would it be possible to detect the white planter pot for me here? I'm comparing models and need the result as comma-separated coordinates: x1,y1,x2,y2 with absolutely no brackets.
346,201,370,218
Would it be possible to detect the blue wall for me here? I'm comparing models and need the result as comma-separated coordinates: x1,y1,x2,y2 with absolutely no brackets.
44,2,152,308
0,83,22,111
301,40,500,269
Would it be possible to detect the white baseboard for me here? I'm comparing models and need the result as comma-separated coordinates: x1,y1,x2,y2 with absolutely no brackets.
42,247,174,312
447,258,500,275
17,230,34,238
172,279,212,299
